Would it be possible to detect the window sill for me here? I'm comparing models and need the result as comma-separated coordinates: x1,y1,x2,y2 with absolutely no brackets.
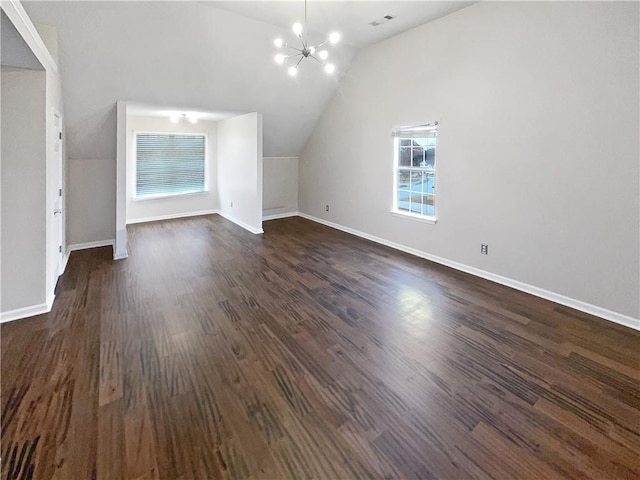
133,190,207,202
391,210,437,224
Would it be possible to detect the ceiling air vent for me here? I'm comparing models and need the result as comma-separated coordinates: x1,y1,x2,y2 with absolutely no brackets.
369,15,395,27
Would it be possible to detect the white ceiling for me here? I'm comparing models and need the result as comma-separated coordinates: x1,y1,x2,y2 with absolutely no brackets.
92,2,478,140
127,102,241,122
204,1,476,49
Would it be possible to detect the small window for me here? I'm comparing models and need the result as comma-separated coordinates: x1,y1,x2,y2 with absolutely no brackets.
392,123,437,221
135,133,206,198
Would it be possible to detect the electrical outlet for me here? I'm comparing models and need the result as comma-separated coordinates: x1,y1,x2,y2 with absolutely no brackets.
326,204,330,212
481,244,489,255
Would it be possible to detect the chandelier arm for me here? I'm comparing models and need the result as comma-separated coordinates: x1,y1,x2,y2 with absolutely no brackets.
309,55,324,65
285,53,304,64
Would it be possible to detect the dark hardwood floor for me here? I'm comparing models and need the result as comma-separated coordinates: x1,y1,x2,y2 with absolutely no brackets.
2,215,639,480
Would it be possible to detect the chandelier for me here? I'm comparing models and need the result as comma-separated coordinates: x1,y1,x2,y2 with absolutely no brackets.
273,0,340,76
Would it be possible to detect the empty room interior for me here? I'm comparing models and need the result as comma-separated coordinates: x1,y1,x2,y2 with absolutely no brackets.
1,0,639,478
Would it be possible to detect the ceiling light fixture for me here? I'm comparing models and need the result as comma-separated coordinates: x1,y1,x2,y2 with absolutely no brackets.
169,113,198,124
273,0,340,77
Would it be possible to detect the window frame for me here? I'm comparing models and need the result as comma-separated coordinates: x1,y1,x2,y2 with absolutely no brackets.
392,123,438,224
133,131,208,201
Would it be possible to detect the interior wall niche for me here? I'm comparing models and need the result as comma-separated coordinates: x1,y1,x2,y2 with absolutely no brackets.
115,102,264,259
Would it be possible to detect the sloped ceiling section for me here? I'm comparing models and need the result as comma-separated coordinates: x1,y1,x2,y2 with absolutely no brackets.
22,1,358,159
1,10,44,70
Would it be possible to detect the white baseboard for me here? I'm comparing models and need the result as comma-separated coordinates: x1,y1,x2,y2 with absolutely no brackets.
66,239,116,266
61,249,70,276
0,295,55,323
47,293,55,311
126,209,218,225
12,213,634,330
263,211,300,221
2,240,106,323
297,212,640,332
217,211,264,234
67,239,115,252
4,240,116,323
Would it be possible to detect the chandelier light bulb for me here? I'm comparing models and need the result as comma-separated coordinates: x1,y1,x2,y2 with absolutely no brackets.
309,46,316,54
288,66,298,76
169,115,179,123
329,32,340,44
292,22,303,36
318,50,329,60
274,38,284,48
324,63,335,74
186,114,197,124
275,54,285,64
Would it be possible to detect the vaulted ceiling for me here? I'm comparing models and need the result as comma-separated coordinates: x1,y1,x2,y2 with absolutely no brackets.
207,1,474,49
22,1,473,159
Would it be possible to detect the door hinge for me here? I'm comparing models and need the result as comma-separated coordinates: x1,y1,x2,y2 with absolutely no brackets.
59,245,63,253
59,132,62,140
59,188,62,197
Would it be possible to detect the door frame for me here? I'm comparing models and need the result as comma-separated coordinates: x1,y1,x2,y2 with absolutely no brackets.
52,111,64,278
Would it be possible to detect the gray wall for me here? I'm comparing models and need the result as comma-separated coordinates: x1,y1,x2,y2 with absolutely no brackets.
1,68,47,311
263,157,298,218
299,2,640,319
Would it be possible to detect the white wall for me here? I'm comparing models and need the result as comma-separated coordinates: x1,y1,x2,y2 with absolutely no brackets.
299,2,640,321
1,68,47,311
218,113,264,233
263,157,298,218
126,115,218,223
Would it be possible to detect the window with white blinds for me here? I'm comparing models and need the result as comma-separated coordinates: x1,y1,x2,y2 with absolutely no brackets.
135,133,206,198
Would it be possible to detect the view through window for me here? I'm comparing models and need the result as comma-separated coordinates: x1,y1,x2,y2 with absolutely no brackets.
393,124,437,219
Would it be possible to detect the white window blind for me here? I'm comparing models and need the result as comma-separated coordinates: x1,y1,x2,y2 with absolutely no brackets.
135,133,206,198
391,123,438,139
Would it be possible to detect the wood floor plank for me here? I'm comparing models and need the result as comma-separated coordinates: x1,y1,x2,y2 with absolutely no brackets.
2,214,639,479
